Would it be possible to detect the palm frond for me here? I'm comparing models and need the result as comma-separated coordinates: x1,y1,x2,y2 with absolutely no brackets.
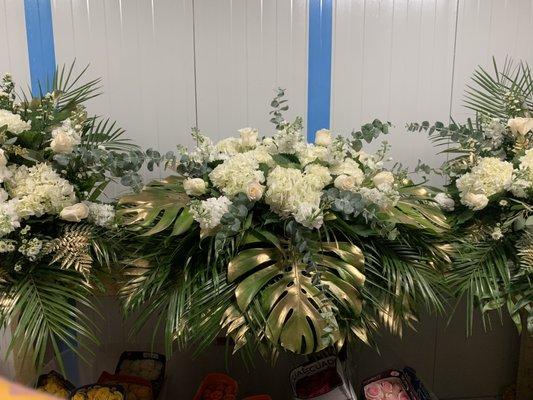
0,267,99,377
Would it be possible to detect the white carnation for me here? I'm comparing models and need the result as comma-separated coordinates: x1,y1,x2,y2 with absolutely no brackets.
456,157,513,208
0,109,31,134
209,153,265,197
238,127,259,148
183,178,208,196
296,144,329,166
304,164,332,190
215,137,241,156
462,192,489,211
372,171,395,189
0,149,11,183
0,199,20,237
519,149,533,181
85,202,115,227
329,158,364,186
293,202,323,230
434,193,455,211
358,185,400,209
190,196,232,230
7,163,77,218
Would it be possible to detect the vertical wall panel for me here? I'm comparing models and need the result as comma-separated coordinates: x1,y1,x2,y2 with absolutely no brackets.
51,0,196,187
0,0,30,85
194,0,307,141
331,0,457,180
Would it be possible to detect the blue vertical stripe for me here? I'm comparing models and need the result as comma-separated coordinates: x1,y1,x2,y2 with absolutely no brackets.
24,0,56,96
307,0,333,142
24,0,81,383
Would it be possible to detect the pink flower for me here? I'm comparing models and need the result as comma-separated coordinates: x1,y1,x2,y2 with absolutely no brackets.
365,382,383,399
398,390,410,400
381,380,394,393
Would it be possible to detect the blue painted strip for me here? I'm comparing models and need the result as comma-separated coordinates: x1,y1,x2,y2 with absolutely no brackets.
24,0,56,96
24,0,80,383
307,0,333,142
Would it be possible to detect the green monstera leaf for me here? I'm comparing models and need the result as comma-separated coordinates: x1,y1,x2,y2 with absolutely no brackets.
118,175,193,236
227,240,365,354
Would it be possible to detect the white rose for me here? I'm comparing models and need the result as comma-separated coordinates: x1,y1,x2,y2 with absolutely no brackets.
507,117,533,136
50,131,76,154
434,192,455,211
60,203,89,222
334,174,356,191
183,178,208,196
461,192,489,211
373,171,394,188
238,127,259,148
246,182,265,201
315,129,332,147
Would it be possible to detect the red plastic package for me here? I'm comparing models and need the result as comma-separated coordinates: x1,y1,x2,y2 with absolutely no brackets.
192,373,238,400
243,396,273,400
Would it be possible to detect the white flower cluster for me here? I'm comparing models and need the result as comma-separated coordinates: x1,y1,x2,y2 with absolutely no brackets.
7,163,77,218
182,126,405,230
190,196,232,230
456,157,513,210
50,118,81,154
0,109,31,134
209,153,265,197
265,166,328,229
18,237,43,260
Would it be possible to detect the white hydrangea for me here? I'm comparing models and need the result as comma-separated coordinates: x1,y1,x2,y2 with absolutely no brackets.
85,202,115,227
434,193,455,211
247,147,275,166
190,196,232,230
265,166,323,221
0,199,20,237
209,153,264,197
456,157,513,208
7,163,77,218
304,164,332,190
483,118,506,148
0,109,31,134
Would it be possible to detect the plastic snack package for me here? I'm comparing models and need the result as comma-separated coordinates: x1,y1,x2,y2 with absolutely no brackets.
192,373,238,400
242,396,273,400
115,351,166,398
70,384,125,400
36,371,74,399
361,368,431,400
98,371,154,400
290,356,356,399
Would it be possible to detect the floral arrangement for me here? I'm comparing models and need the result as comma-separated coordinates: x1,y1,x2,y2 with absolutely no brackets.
409,59,533,333
118,91,450,358
0,65,146,372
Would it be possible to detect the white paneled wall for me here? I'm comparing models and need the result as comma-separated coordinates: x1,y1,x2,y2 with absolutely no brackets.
2,0,533,397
